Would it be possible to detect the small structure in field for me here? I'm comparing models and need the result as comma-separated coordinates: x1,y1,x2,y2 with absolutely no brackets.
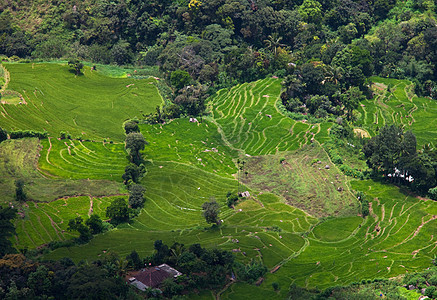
128,264,182,291
240,191,250,198
189,117,198,123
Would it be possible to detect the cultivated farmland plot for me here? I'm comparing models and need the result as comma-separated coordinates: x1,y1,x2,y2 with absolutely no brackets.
0,63,162,141
2,63,436,299
356,77,437,146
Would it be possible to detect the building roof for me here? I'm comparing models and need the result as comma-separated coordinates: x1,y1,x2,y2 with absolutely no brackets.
130,264,182,290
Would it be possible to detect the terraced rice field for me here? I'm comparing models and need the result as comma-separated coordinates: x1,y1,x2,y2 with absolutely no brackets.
222,181,436,297
14,195,119,249
44,163,314,265
0,63,162,141
210,78,330,155
38,138,127,180
357,77,437,145
5,73,434,299
140,119,238,178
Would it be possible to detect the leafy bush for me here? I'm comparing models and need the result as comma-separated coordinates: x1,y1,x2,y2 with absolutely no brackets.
235,260,267,283
10,130,48,139
361,199,369,217
428,187,437,200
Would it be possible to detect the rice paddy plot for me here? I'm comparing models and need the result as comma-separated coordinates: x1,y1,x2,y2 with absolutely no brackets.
209,78,329,155
239,144,358,217
44,162,312,269
140,119,238,177
130,161,237,231
14,195,118,249
0,63,162,141
38,138,127,180
273,180,437,290
0,138,124,204
357,77,437,146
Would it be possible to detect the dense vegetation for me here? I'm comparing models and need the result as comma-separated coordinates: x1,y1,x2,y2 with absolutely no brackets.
0,0,437,299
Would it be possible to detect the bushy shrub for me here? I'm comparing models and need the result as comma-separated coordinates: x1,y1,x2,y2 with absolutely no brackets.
361,199,369,217
428,187,437,200
235,260,267,283
10,130,48,139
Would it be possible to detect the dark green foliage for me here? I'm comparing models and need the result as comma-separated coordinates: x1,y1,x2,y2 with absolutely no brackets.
0,127,7,143
14,179,26,202
363,125,437,192
202,200,220,225
144,104,182,124
174,84,208,116
85,214,104,235
429,187,437,200
122,163,144,185
234,260,268,284
123,121,139,134
59,131,72,140
361,199,369,217
161,277,184,298
27,265,52,296
66,265,128,299
0,205,17,256
106,197,130,225
272,282,280,291
9,130,48,139
126,250,143,270
128,184,146,209
67,59,84,76
226,191,239,208
67,217,92,242
170,69,191,90
125,132,147,165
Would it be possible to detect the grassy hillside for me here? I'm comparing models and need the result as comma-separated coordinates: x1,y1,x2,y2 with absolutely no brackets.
210,78,331,155
240,144,358,217
0,63,162,141
3,74,434,299
0,138,123,205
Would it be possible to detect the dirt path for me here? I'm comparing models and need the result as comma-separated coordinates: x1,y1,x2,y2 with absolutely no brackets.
46,137,54,166
52,193,129,203
88,196,94,216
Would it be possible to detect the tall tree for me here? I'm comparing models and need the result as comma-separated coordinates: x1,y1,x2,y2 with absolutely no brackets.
106,198,130,225
201,200,220,225
125,132,147,165
128,184,146,209
340,86,364,120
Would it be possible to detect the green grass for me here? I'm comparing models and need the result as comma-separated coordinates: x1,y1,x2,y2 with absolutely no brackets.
0,63,163,141
140,118,238,177
357,77,437,146
3,72,434,300
0,138,124,205
209,78,331,155
38,138,127,180
14,195,119,249
240,144,358,217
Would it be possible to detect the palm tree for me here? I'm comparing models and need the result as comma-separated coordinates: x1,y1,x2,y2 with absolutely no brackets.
264,33,286,57
323,65,343,85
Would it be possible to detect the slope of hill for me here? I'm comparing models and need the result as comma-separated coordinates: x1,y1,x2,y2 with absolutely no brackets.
0,63,162,141
33,76,436,299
